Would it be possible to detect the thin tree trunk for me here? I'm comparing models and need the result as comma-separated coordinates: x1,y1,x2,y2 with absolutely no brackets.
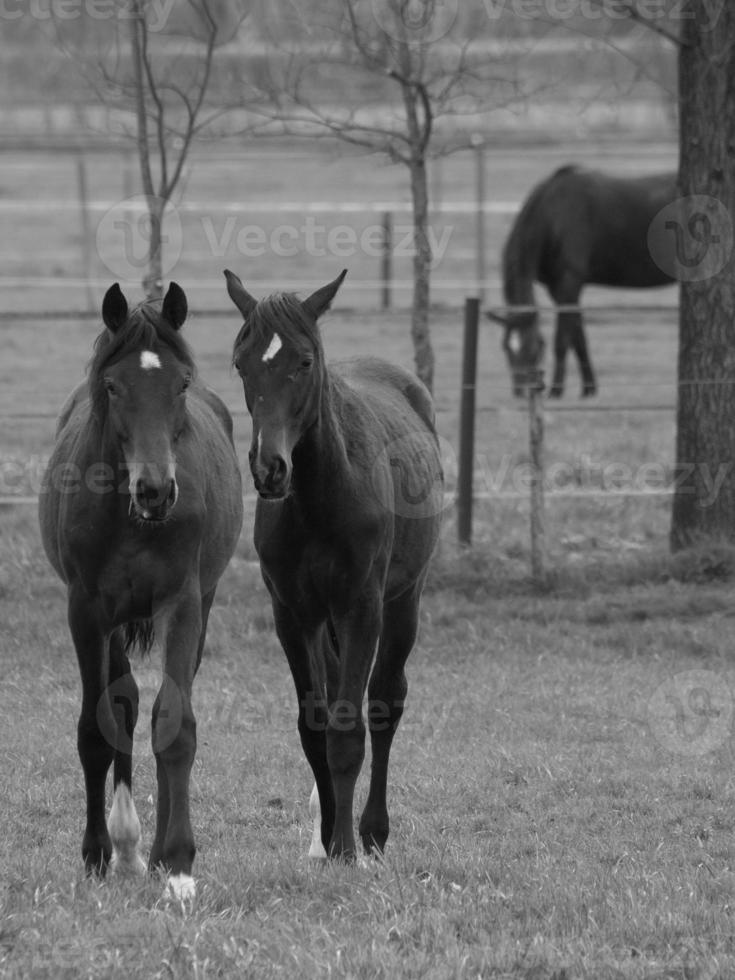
670,3,735,549
409,155,434,393
143,200,165,300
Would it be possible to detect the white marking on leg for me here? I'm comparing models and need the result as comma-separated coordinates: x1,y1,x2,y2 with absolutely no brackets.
262,333,282,363
108,783,146,877
166,873,196,904
308,782,327,860
140,350,162,370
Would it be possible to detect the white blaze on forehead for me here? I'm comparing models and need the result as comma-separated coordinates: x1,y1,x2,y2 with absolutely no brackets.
262,333,283,363
140,350,162,370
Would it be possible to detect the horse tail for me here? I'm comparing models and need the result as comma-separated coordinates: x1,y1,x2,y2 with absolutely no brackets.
122,620,155,657
108,782,146,876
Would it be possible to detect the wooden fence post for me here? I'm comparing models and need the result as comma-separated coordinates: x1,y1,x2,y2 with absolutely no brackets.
75,153,95,312
474,140,486,303
528,369,546,587
381,210,393,310
458,297,480,545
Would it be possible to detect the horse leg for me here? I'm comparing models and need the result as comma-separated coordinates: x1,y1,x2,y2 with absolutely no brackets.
568,313,596,397
107,633,145,876
550,279,596,397
68,589,114,875
358,583,422,856
272,600,335,858
148,587,214,878
327,595,382,860
549,311,571,398
148,590,202,896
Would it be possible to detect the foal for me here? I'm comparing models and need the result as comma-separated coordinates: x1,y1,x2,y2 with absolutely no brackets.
39,283,243,898
226,269,444,859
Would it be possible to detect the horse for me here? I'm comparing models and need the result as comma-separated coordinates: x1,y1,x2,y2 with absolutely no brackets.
38,283,243,900
224,268,444,860
487,165,678,398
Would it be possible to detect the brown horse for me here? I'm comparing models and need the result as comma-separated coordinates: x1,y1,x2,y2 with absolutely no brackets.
488,166,677,397
225,268,444,860
39,283,243,900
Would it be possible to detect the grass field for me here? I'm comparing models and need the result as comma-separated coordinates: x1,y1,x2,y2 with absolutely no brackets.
5,140,735,979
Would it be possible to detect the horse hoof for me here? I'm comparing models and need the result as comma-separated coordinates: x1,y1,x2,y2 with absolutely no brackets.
165,873,196,906
108,784,146,878
548,388,563,399
582,386,597,398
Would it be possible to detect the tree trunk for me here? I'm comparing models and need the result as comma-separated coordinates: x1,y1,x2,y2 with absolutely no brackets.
143,198,165,300
409,155,435,394
670,4,735,550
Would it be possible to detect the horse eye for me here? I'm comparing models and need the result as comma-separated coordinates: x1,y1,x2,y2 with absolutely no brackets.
301,357,314,370
181,374,192,393
103,378,117,395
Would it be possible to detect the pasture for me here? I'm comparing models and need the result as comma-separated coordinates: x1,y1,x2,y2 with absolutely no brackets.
3,141,735,979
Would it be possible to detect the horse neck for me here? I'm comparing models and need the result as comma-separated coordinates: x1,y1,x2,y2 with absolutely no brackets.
503,255,535,311
291,372,348,510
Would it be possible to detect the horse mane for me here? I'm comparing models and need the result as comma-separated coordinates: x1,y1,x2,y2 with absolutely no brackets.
89,300,196,419
233,292,320,359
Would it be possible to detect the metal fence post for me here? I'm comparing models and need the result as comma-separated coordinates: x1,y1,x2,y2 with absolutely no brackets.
458,297,480,545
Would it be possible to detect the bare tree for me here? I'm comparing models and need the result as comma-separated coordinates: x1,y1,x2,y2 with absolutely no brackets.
249,0,522,393
51,0,250,298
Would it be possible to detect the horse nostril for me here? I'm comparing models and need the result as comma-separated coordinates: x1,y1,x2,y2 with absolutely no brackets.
271,457,287,484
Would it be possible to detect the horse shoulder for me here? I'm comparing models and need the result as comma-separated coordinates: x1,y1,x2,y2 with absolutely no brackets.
190,384,236,444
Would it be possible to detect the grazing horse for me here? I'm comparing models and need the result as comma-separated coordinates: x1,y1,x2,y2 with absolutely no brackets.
225,268,444,860
488,165,677,398
39,283,243,899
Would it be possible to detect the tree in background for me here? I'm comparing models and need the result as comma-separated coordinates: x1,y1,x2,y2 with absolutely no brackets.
669,2,735,548
248,0,523,393
51,0,250,298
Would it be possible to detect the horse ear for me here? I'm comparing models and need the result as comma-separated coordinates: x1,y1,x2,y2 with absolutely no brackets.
224,269,257,320
162,282,188,331
302,269,348,320
102,283,129,334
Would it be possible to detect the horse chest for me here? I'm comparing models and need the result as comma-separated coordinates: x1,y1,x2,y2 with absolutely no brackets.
259,532,359,620
68,519,190,622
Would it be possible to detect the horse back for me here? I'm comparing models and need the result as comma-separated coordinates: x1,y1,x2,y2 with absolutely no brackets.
536,166,678,288
332,357,437,438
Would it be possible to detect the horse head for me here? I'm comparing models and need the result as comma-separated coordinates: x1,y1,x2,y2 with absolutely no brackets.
94,282,194,522
226,269,347,500
487,307,545,397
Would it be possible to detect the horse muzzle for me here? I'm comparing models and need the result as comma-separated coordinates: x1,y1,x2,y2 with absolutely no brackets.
130,475,178,522
250,453,290,500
